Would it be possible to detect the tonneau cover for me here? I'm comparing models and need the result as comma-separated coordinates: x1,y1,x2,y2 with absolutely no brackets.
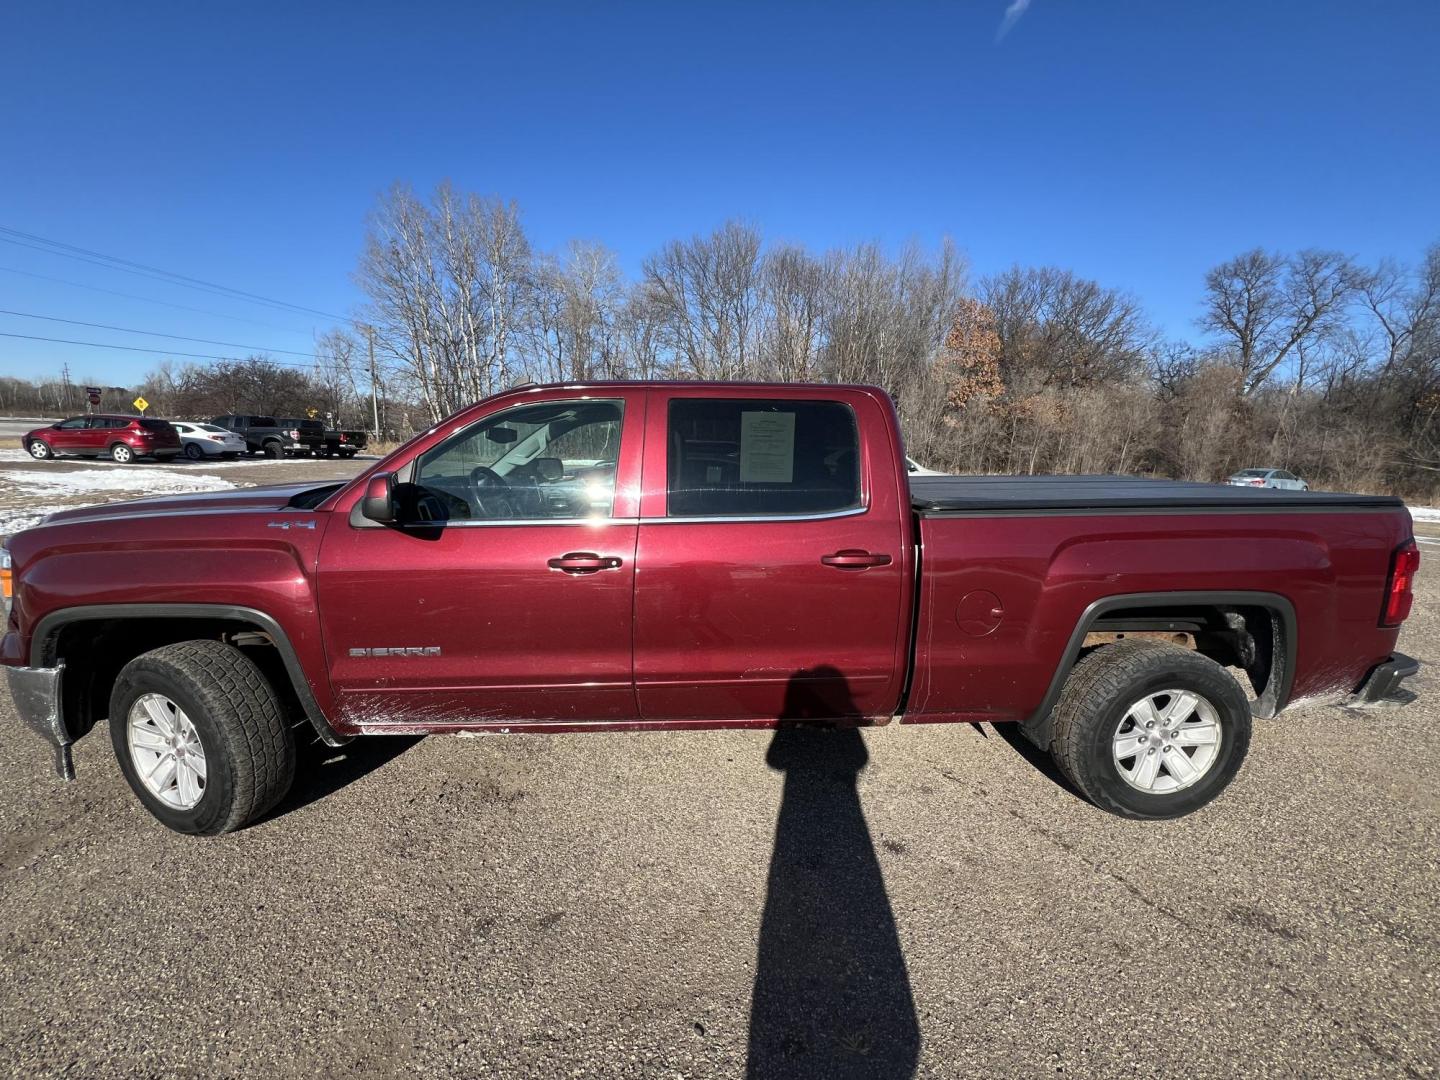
910,474,1405,513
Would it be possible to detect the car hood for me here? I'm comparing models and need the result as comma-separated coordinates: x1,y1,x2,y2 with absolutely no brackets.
40,482,335,526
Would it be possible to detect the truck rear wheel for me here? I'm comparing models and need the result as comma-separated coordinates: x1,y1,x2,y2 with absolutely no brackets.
262,441,283,458
1048,640,1251,819
108,640,296,835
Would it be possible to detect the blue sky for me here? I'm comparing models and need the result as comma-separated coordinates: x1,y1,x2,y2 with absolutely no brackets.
1,0,1436,384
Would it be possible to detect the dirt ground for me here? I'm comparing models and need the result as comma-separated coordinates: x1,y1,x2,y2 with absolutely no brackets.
0,450,1436,1078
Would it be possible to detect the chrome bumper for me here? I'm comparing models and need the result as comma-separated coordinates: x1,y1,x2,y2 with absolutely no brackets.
6,662,73,779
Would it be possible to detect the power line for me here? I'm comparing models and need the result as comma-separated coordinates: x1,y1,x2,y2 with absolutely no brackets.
0,330,320,368
0,264,314,333
0,308,316,357
0,225,348,322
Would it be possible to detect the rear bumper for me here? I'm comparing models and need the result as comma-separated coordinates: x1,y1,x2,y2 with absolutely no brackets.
5,662,73,779
1352,652,1420,705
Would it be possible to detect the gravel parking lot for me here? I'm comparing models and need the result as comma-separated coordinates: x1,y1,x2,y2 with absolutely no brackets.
0,452,1436,1078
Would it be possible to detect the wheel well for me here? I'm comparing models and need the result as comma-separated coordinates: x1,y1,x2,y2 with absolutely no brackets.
1023,593,1293,746
51,616,308,743
1078,603,1284,714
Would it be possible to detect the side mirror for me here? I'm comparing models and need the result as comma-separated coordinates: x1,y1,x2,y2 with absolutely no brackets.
359,473,396,523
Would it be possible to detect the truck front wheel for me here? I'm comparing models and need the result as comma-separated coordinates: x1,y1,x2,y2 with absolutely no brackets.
1049,641,1251,819
108,640,296,834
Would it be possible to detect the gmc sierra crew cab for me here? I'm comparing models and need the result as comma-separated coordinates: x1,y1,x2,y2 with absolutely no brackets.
1,382,1421,834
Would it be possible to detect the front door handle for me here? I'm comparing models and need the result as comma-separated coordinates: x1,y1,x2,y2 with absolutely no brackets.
821,550,893,570
548,552,623,574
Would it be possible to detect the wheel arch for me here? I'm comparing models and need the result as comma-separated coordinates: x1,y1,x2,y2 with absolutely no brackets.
32,603,348,749
1022,590,1296,747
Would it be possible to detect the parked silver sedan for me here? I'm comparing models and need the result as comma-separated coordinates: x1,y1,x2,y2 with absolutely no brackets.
1225,467,1309,491
171,421,247,461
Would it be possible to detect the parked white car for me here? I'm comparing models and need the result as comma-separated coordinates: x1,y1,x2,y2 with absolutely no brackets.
171,422,247,460
906,456,947,476
1225,468,1309,491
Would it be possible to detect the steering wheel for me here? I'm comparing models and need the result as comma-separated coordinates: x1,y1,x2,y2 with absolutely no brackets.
468,465,515,518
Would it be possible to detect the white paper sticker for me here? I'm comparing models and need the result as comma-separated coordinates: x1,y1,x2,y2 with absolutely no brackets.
739,411,795,483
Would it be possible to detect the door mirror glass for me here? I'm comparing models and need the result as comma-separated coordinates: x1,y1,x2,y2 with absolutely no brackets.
359,473,396,523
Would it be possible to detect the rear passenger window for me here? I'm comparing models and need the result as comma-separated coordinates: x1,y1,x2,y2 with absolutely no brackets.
666,399,861,517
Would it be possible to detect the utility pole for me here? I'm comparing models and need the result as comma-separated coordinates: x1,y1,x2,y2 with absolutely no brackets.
60,362,72,414
364,325,380,439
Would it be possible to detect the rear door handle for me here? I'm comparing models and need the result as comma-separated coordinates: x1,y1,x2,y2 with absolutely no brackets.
821,550,893,570
548,552,623,574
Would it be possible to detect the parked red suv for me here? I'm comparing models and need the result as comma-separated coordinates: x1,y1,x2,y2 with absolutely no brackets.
23,414,183,464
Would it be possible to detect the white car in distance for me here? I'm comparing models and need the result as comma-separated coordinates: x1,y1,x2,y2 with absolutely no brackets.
171,422,247,460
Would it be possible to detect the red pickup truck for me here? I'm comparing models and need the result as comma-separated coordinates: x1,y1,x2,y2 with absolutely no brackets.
2,382,1420,834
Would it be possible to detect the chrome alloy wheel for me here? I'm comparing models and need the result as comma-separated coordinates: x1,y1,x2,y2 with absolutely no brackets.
1112,690,1222,794
127,693,208,810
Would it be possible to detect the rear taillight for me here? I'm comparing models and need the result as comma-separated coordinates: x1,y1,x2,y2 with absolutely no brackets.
1,547,12,613
1381,539,1420,627
1250,479,1264,486
338,433,348,443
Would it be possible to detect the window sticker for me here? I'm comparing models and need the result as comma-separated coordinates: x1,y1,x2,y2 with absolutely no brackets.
739,411,795,483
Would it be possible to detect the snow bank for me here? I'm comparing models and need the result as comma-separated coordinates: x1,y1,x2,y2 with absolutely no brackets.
1408,505,1440,523
0,469,236,498
0,504,79,535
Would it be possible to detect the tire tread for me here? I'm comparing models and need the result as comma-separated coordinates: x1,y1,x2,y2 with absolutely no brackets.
114,640,294,833
1049,640,1250,819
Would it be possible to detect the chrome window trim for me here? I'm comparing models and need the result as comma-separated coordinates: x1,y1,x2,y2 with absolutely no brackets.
402,517,637,529
642,506,868,525
395,506,870,529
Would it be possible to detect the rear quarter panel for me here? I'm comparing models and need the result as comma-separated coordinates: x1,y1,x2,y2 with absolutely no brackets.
907,508,1412,723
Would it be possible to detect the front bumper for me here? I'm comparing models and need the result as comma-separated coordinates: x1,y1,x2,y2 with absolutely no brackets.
6,662,72,779
1352,652,1420,705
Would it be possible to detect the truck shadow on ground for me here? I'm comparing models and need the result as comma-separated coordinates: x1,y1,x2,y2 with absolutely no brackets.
747,667,920,1079
989,722,1086,803
264,733,423,822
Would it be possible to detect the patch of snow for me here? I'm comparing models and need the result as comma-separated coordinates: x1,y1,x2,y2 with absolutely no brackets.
0,449,36,462
0,504,77,535
0,469,236,498
1407,505,1440,523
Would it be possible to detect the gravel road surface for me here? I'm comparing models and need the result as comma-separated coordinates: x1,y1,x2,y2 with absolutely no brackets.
0,455,1435,1078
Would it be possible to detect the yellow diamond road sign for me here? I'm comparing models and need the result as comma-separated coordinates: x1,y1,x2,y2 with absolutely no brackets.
133,396,149,413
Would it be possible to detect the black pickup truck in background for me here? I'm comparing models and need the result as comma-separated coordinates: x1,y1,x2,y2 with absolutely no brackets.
318,427,368,458
210,415,325,458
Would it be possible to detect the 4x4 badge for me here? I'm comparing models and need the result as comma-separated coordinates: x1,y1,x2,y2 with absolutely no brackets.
267,520,316,530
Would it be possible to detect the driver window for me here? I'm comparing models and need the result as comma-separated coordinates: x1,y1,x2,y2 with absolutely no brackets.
410,400,624,522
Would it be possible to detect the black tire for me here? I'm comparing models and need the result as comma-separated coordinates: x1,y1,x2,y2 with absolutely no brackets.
109,640,296,835
338,449,356,459
27,439,53,460
1049,640,1251,820
262,440,284,459
110,443,134,464
184,442,204,461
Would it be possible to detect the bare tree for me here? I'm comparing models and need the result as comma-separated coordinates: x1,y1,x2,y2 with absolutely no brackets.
530,241,626,381
1201,248,1359,395
357,182,532,421
641,221,763,379
980,266,1154,392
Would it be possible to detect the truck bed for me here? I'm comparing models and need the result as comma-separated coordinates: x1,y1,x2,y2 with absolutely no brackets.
909,474,1405,513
